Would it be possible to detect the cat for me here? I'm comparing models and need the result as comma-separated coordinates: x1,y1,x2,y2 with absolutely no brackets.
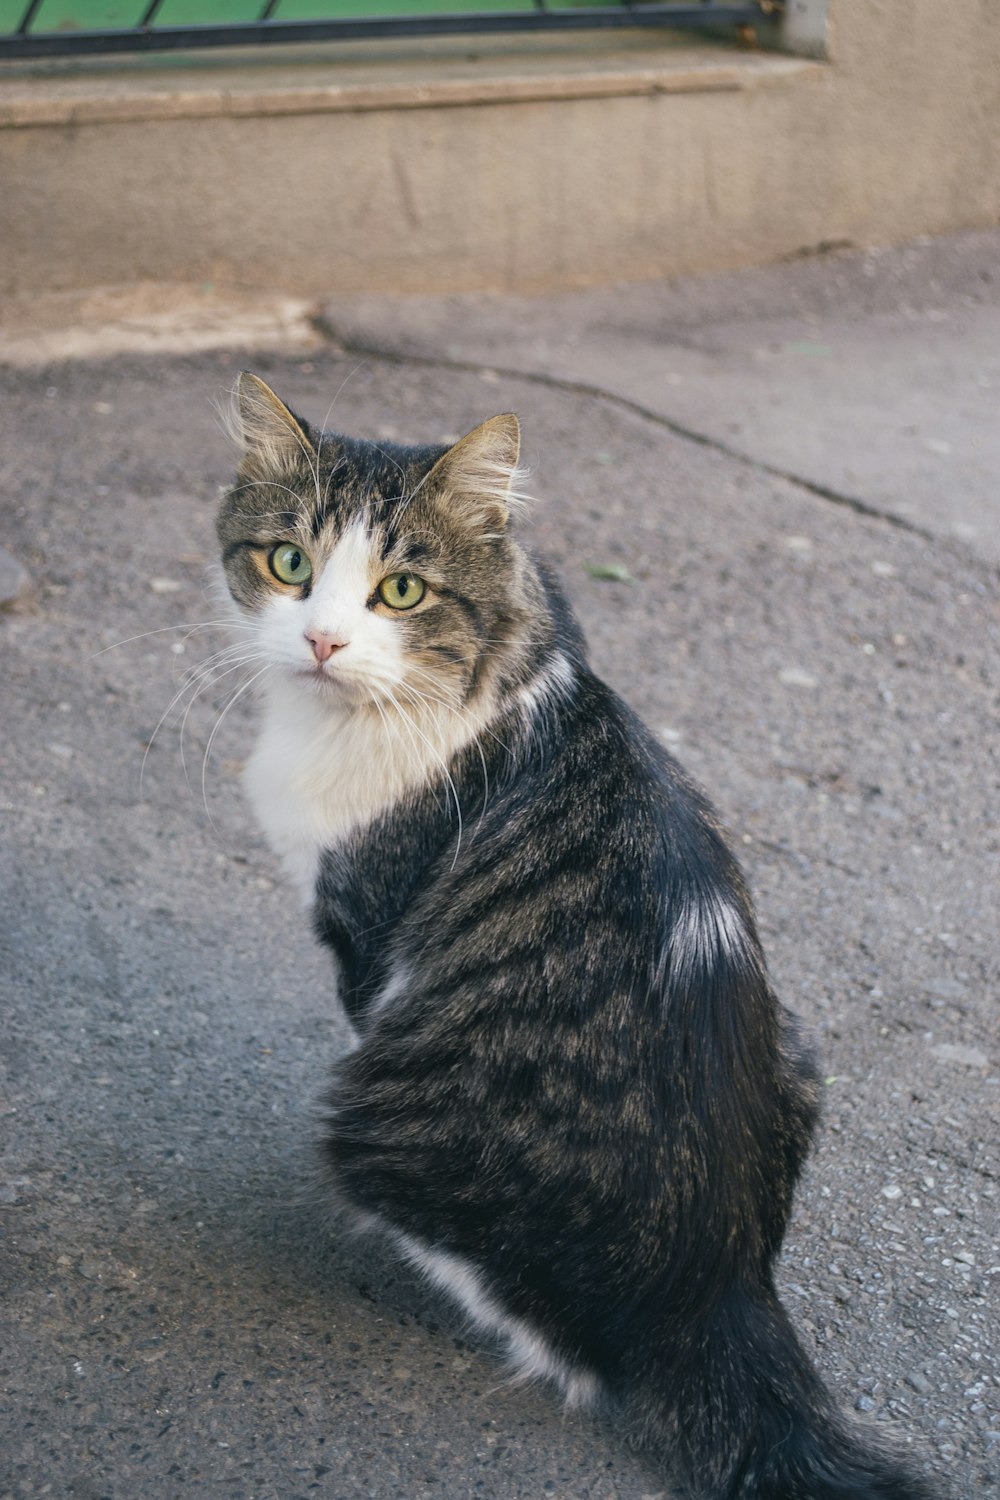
216,371,937,1500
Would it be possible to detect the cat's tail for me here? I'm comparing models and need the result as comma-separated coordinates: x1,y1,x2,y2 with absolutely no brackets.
615,1287,938,1500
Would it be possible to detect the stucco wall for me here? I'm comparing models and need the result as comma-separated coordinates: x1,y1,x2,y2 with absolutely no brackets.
1,0,998,296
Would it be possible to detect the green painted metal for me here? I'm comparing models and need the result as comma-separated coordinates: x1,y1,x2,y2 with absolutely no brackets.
0,0,621,31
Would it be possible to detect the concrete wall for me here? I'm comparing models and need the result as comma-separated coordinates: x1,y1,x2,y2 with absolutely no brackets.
1,0,999,297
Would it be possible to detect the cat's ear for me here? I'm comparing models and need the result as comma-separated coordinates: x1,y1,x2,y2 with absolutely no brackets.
229,372,315,472
424,414,523,533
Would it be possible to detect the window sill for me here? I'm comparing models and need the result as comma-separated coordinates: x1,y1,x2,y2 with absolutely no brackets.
0,30,822,129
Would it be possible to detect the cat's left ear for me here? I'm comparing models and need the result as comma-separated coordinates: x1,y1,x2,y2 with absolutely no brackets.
424,414,523,534
230,371,316,473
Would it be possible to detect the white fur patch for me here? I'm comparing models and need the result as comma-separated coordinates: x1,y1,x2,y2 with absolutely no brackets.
368,960,415,1020
241,519,500,902
661,886,752,997
303,517,377,653
516,650,575,721
245,684,400,899
395,1233,600,1409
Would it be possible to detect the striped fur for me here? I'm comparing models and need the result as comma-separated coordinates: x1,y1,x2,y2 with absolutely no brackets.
217,376,938,1500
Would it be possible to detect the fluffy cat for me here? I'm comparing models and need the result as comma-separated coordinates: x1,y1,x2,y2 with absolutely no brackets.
216,372,936,1500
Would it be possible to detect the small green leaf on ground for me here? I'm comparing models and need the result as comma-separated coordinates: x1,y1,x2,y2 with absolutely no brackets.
585,562,634,584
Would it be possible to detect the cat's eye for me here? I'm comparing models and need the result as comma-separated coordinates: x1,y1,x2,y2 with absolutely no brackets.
269,543,312,586
378,572,426,610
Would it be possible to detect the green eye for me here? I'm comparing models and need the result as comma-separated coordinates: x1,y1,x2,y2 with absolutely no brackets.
269,543,312,586
378,572,426,610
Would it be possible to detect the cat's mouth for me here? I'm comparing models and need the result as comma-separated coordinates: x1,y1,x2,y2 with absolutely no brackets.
296,660,343,687
293,659,368,706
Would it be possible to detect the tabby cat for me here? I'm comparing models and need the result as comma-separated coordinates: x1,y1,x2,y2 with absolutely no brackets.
216,372,936,1500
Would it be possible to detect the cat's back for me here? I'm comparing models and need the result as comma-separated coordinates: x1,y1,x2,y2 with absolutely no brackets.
360,659,763,1060
327,662,800,1282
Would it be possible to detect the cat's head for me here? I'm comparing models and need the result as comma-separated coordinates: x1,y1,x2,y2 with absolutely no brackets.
216,373,536,713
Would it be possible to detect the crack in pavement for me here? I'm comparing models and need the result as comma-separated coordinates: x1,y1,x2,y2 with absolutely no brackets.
313,313,948,551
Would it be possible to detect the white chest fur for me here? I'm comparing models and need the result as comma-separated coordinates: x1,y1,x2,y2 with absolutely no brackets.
244,676,494,904
244,680,401,902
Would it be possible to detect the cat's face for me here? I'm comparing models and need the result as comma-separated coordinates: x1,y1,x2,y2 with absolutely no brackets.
217,374,528,714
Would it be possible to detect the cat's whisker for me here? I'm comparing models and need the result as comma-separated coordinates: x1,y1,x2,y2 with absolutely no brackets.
368,443,408,494
367,693,410,791
318,455,350,531
397,680,492,834
223,479,320,544
403,679,507,786
139,641,270,799
175,644,270,704
387,482,422,537
323,361,366,423
139,659,237,801
404,663,513,762
138,639,264,796
177,651,272,792
309,373,361,517
306,434,324,520
314,363,369,516
385,448,442,532
378,684,465,864
229,506,307,529
394,670,463,716
179,636,266,673
384,436,457,534
90,619,253,659
200,663,274,829
226,480,312,510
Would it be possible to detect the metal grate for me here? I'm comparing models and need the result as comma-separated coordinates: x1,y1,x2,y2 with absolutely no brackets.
0,1,769,60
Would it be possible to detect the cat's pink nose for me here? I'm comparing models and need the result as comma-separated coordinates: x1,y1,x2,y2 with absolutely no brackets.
306,629,348,664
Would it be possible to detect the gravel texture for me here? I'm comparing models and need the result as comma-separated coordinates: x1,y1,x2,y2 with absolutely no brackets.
1,248,998,1499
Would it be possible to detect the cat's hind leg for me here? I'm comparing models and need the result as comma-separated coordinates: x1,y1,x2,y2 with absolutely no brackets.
393,1231,601,1410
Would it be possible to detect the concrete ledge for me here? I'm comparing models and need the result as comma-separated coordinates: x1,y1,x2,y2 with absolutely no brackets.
3,3,998,300
0,282,322,365
0,33,819,127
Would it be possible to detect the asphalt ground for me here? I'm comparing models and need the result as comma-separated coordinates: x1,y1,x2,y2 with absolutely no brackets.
1,235,998,1500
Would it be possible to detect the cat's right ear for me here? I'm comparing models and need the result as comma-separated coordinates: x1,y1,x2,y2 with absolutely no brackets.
229,372,315,473
422,413,524,535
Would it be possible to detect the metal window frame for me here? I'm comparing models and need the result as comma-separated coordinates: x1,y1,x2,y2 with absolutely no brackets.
1,2,769,61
